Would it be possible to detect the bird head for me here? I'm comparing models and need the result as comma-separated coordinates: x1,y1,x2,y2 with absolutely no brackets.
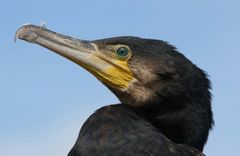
15,25,210,108
16,25,213,151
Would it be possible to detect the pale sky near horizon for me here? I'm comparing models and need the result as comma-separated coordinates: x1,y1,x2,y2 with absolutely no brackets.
0,0,240,155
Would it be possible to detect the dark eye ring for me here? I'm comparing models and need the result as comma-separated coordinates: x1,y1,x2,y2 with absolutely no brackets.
116,47,131,60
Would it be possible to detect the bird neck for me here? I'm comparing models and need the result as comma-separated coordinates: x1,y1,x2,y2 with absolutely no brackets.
136,95,211,152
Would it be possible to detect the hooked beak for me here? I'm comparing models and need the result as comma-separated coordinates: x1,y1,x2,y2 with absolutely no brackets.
15,25,133,90
15,25,103,71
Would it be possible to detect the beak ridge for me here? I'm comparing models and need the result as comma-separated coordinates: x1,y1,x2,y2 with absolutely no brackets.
15,24,96,51
15,24,97,63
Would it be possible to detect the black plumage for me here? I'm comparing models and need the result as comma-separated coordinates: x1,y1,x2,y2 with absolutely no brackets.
68,105,204,156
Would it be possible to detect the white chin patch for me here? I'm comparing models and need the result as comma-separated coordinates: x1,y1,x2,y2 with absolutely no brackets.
123,79,156,106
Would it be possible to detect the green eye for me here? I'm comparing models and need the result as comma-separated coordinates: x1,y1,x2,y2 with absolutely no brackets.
116,47,130,59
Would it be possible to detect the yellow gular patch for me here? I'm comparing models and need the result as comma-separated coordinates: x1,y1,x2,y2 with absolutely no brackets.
90,59,133,90
104,60,133,89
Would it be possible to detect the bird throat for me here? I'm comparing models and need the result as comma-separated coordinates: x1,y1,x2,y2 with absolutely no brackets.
86,58,134,90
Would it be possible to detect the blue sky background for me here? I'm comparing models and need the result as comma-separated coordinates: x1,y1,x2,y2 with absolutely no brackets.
0,0,239,155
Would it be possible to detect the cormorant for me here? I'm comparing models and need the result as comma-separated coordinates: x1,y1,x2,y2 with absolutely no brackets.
15,25,213,156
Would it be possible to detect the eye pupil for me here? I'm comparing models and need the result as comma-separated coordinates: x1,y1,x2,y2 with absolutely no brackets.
116,47,130,59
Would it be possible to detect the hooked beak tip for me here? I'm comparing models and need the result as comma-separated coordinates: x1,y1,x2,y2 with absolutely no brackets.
14,24,45,43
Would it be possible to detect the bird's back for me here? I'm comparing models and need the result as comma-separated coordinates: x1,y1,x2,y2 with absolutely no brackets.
68,104,203,156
